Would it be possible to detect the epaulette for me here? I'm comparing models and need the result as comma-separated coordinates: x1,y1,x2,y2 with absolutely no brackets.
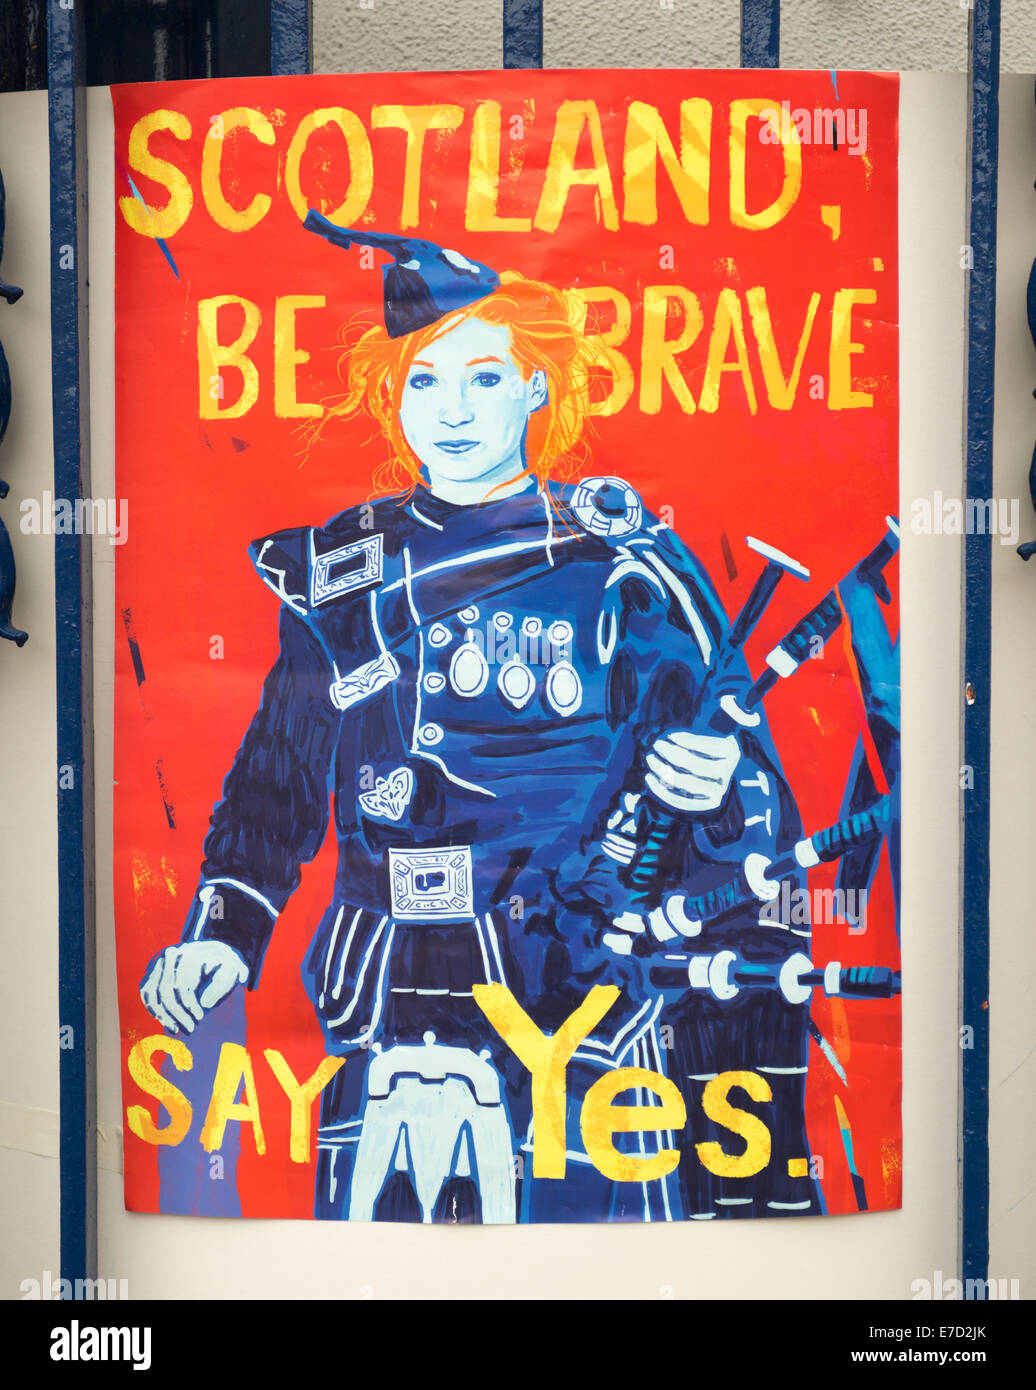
248,525,312,616
566,475,645,541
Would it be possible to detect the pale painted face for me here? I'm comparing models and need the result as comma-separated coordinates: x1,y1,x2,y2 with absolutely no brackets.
397,317,547,493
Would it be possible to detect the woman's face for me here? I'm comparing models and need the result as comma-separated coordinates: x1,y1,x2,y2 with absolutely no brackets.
397,317,547,486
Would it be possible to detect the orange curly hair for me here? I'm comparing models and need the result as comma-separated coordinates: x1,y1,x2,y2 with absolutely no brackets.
305,270,600,498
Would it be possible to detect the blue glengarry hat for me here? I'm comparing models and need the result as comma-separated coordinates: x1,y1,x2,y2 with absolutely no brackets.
303,211,501,339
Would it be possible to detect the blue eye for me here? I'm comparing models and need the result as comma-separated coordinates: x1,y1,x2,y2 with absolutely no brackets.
472,371,501,388
408,373,436,390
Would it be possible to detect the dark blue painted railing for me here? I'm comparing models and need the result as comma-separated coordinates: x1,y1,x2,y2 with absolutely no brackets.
271,0,309,76
503,0,542,69
740,0,780,68
48,0,97,1290
961,0,1000,1298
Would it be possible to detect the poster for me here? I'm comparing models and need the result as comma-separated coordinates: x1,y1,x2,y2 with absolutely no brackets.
112,69,900,1223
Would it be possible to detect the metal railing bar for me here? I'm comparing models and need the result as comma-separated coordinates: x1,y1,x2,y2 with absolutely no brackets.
47,0,96,1290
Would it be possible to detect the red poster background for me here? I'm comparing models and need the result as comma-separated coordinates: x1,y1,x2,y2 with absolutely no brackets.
113,69,900,1219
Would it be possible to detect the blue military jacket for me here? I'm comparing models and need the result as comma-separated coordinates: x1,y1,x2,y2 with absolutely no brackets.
182,477,803,1053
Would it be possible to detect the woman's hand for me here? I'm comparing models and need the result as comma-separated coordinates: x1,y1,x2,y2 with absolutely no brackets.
646,730,741,813
139,940,248,1034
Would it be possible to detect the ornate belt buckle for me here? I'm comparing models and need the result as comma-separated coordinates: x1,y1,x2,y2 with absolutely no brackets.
388,845,474,922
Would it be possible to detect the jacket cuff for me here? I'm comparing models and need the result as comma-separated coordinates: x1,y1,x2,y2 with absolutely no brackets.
180,879,278,988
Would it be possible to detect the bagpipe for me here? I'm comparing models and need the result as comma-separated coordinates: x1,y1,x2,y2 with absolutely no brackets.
568,517,902,1003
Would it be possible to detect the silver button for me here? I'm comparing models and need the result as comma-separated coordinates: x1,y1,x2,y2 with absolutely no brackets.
419,723,444,746
498,659,536,710
449,642,490,698
545,661,583,716
428,623,452,648
423,673,446,694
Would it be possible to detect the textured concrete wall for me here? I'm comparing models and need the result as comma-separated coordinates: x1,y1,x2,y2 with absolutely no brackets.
314,0,1036,73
